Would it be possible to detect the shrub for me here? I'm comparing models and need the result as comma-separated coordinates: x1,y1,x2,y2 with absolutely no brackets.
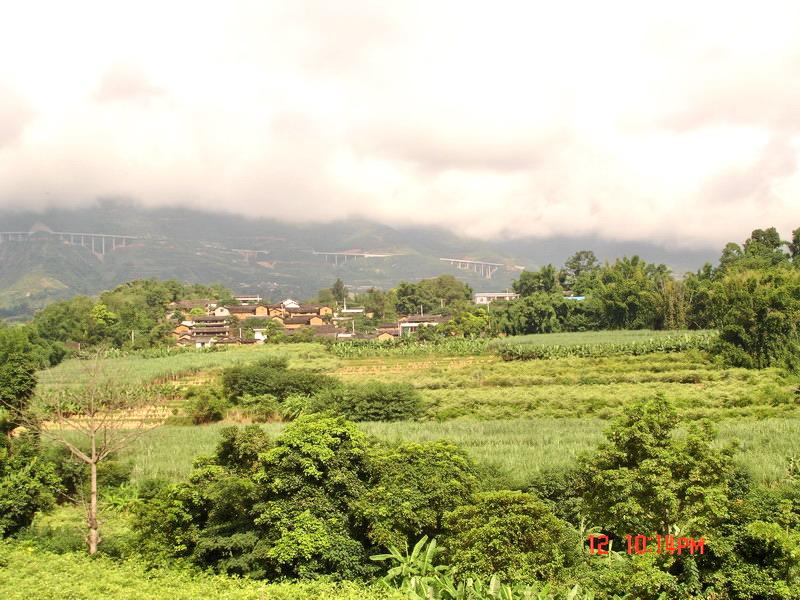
312,382,423,421
185,388,229,424
442,491,579,583
238,394,280,423
136,415,374,579
357,440,477,549
0,434,61,537
135,417,478,580
222,361,336,402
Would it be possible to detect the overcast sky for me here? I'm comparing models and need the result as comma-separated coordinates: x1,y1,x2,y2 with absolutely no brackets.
0,1,799,248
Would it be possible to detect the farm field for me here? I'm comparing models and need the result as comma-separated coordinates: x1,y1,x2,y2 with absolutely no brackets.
35,335,800,489
492,329,710,347
19,329,800,598
120,417,800,490
36,343,337,392
334,352,798,420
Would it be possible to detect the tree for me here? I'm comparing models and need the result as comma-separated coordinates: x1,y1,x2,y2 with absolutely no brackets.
577,397,736,537
22,354,167,554
562,250,599,292
135,416,480,579
497,293,560,335
718,242,744,273
0,433,61,537
789,227,800,262
395,282,434,315
657,278,688,330
513,265,561,296
317,288,336,306
0,354,37,435
361,287,392,320
331,278,348,305
442,491,578,583
594,256,661,329
394,276,471,315
358,441,477,549
710,267,800,369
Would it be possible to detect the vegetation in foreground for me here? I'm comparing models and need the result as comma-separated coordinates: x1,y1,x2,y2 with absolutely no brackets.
14,400,789,598
0,542,403,600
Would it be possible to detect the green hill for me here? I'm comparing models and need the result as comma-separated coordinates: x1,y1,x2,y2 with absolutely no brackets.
0,201,717,319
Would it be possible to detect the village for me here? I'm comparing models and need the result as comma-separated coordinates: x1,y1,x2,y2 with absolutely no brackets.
167,295,455,348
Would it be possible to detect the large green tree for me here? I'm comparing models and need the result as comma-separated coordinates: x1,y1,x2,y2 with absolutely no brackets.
513,265,561,296
577,397,736,537
710,267,800,369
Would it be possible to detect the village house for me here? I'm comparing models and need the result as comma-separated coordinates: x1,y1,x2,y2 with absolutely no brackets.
266,304,285,317
171,322,193,337
286,305,333,319
283,315,324,330
398,314,450,336
473,292,519,304
216,305,269,320
192,315,228,327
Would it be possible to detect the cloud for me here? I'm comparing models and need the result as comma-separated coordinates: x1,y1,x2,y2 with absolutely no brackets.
93,63,163,103
0,0,798,248
0,86,34,148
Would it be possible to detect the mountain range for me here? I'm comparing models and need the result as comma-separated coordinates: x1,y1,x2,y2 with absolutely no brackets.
0,201,719,319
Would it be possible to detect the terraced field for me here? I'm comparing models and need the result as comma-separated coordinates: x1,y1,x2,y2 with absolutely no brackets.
36,335,800,490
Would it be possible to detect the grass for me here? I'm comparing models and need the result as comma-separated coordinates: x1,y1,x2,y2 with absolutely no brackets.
117,418,800,490
494,329,713,347
333,352,799,420
37,343,339,393
0,540,401,600
493,330,717,360
33,334,800,488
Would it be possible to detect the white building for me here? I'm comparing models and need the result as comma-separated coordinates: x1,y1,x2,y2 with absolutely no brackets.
473,292,519,305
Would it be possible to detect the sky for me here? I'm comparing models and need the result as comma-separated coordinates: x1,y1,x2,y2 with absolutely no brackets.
0,1,799,248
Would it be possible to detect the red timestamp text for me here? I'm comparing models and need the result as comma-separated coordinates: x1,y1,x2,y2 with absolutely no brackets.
587,534,705,555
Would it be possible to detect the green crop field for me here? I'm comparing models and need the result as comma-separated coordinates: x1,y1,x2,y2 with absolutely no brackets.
333,352,798,420
36,336,800,488
115,417,800,490
492,329,717,360
493,329,712,347
36,343,338,393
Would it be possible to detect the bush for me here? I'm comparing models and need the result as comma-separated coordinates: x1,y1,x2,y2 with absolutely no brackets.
357,440,477,549
222,361,336,402
441,490,579,583
185,388,229,424
46,446,133,501
238,394,280,423
0,434,61,537
311,382,423,421
575,396,737,537
135,417,476,580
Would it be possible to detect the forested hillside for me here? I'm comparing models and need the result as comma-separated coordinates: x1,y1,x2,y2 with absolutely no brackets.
0,201,717,319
